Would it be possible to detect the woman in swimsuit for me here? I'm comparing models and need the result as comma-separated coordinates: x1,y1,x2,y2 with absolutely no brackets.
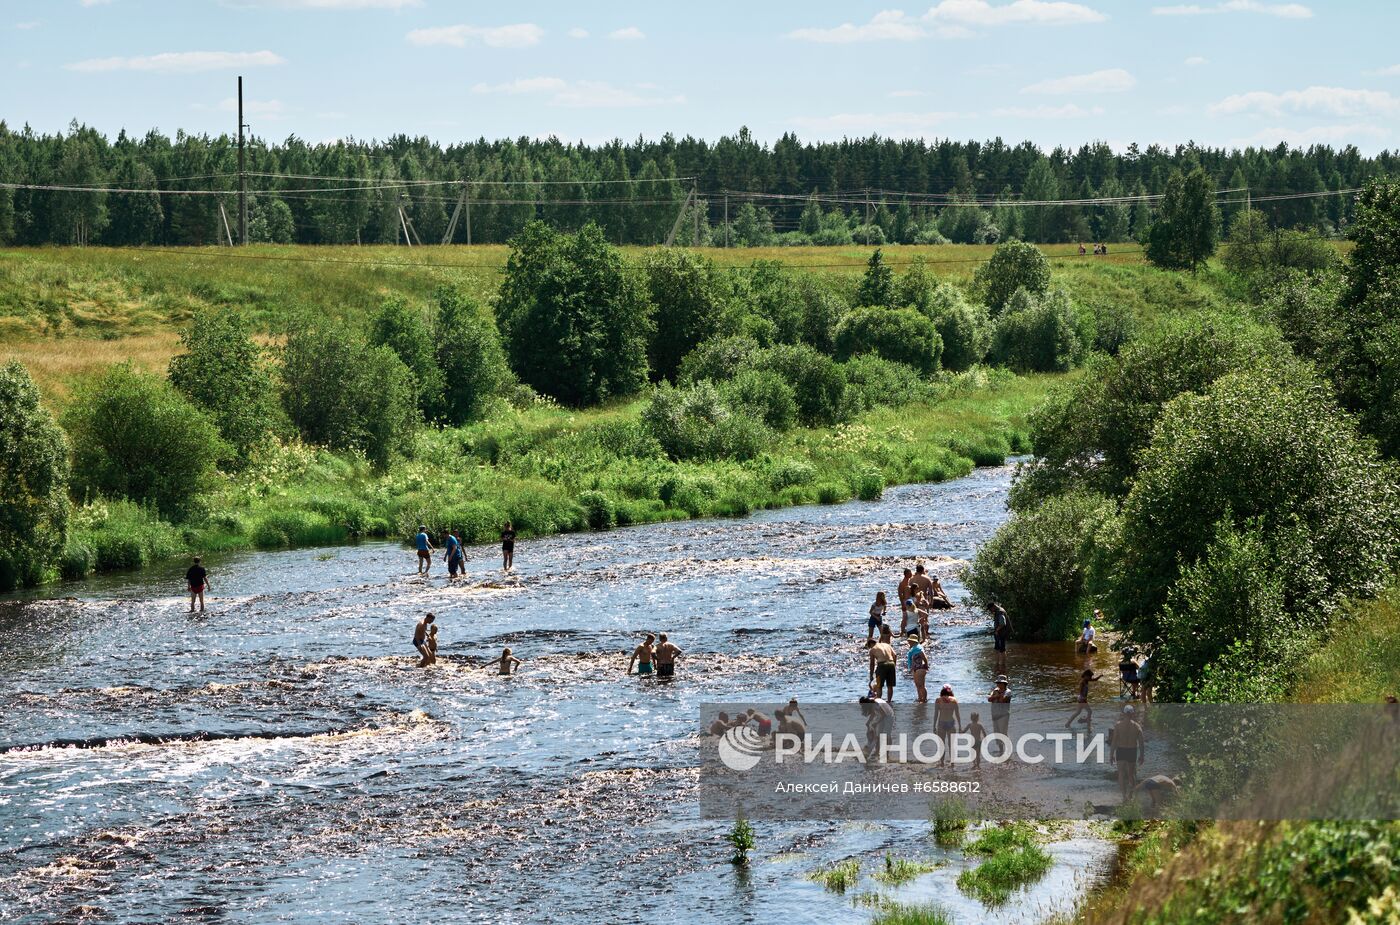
1066,669,1101,729
628,634,656,676
867,592,888,643
906,634,930,703
500,521,516,572
933,685,961,765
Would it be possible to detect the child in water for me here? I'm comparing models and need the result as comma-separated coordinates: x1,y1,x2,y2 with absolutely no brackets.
1066,669,1102,729
497,647,522,675
963,711,987,768
418,625,438,668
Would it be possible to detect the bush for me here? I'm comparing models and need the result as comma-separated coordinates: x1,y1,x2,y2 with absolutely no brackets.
64,363,226,521
641,381,772,461
281,325,420,470
435,287,510,425
755,343,847,426
367,296,443,421
169,309,285,465
644,249,728,382
678,335,761,384
251,509,341,548
964,490,1115,641
932,298,990,373
795,276,846,354
854,467,885,501
1222,209,1338,277
578,490,617,530
495,221,654,406
59,538,95,580
834,306,943,376
855,248,894,307
988,288,1084,373
720,369,798,431
841,354,931,413
0,362,70,590
1106,371,1400,655
815,482,848,504
75,501,182,572
973,240,1050,313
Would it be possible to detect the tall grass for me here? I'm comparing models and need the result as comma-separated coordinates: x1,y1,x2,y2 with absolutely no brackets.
809,859,862,893
957,823,1053,906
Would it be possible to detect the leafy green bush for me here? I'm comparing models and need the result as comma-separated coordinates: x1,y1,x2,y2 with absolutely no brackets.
0,361,69,590
973,240,1050,313
755,343,847,426
280,325,419,470
988,288,1085,373
643,249,728,382
640,381,771,461
368,296,442,420
64,363,227,521
169,309,286,465
435,286,511,425
964,490,1115,641
251,509,342,548
841,355,932,413
578,490,617,530
59,538,95,580
677,335,761,384
1222,209,1338,277
834,306,944,375
930,297,990,373
815,481,848,504
854,467,885,501
495,221,654,406
720,368,798,431
74,501,182,572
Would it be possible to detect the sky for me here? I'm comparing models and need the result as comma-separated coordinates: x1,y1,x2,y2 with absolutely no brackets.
2,0,1399,154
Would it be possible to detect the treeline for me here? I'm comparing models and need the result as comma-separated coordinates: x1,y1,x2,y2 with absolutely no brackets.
1,121,1395,248
0,221,1100,589
966,178,1400,705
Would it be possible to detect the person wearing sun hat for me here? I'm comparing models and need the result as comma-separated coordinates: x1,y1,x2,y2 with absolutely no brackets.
905,633,930,703
988,674,1012,740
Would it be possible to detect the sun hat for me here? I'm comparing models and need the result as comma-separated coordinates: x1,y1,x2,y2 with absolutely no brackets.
995,675,1009,685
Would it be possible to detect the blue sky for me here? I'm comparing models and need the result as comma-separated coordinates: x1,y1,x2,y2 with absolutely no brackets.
3,0,1398,153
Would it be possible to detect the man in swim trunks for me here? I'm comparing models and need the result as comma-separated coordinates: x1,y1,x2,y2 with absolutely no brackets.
898,568,914,633
628,634,656,676
414,526,435,576
910,563,934,602
185,556,209,613
708,712,741,736
868,625,898,702
654,633,682,679
1109,704,1146,803
1135,774,1182,813
443,531,465,579
413,612,436,663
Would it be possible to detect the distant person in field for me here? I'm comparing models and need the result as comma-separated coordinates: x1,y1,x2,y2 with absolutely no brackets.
628,633,656,676
414,526,435,576
1078,242,1087,256
444,530,465,579
654,633,683,679
497,647,521,675
500,521,516,572
185,556,209,613
1109,705,1147,802
413,613,435,664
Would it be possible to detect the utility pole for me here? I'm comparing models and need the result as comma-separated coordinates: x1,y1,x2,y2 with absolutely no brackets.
464,181,472,245
693,183,700,247
237,76,248,245
723,191,729,248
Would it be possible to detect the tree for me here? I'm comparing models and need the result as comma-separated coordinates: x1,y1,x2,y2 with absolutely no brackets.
988,288,1084,373
834,306,943,376
732,202,774,247
168,310,286,465
0,362,69,590
855,248,894,307
495,222,654,406
1144,167,1220,271
643,249,727,382
368,297,442,420
63,363,227,520
973,240,1051,313
281,326,419,470
435,287,510,424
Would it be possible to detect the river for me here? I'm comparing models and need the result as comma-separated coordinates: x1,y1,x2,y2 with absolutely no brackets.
0,463,1118,924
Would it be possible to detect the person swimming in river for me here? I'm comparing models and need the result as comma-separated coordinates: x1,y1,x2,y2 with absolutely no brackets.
1066,668,1102,729
443,530,466,579
417,624,439,668
413,613,436,664
185,555,209,613
628,633,656,676
497,647,522,675
500,521,516,573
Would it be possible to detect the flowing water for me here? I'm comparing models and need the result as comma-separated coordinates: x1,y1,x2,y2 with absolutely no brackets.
0,464,1118,924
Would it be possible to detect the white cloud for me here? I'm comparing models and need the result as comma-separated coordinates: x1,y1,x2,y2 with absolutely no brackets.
1152,1,1311,19
66,50,285,72
406,23,543,48
14,20,40,28
990,103,1105,117
1210,86,1400,118
608,26,645,40
226,0,421,9
1372,64,1400,77
568,27,589,39
472,77,682,108
923,0,1106,25
788,10,942,42
1022,68,1135,94
788,111,954,136
1184,55,1208,66
1229,123,1390,148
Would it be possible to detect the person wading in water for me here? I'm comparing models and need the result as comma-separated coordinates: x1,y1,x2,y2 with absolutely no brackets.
500,522,516,572
185,556,209,613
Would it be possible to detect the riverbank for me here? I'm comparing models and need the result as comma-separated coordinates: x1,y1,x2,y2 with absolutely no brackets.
58,365,1056,580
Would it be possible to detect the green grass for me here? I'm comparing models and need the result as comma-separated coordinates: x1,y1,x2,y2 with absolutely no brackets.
872,853,942,886
931,798,970,847
809,859,862,894
957,823,1054,906
869,901,954,925
1294,583,1400,703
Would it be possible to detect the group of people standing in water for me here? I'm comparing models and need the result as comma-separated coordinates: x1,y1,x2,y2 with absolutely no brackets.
414,523,516,578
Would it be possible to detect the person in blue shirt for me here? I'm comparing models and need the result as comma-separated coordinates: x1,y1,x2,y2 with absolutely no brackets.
444,530,465,578
414,526,435,576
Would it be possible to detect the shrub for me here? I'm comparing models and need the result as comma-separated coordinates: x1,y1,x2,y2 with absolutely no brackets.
59,538,95,580
76,501,182,572
281,325,419,471
795,276,846,354
988,288,1084,373
578,490,617,530
841,355,931,413
367,296,442,420
930,297,990,373
815,482,848,504
755,343,847,426
251,509,341,548
169,309,286,465
435,287,510,425
1222,209,1338,277
643,249,728,382
495,221,654,406
1106,371,1400,654
855,248,894,307
973,240,1050,313
720,368,798,431
678,335,761,384
964,490,1115,641
0,362,70,590
640,382,771,461
854,468,885,501
834,306,943,376
64,363,227,521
